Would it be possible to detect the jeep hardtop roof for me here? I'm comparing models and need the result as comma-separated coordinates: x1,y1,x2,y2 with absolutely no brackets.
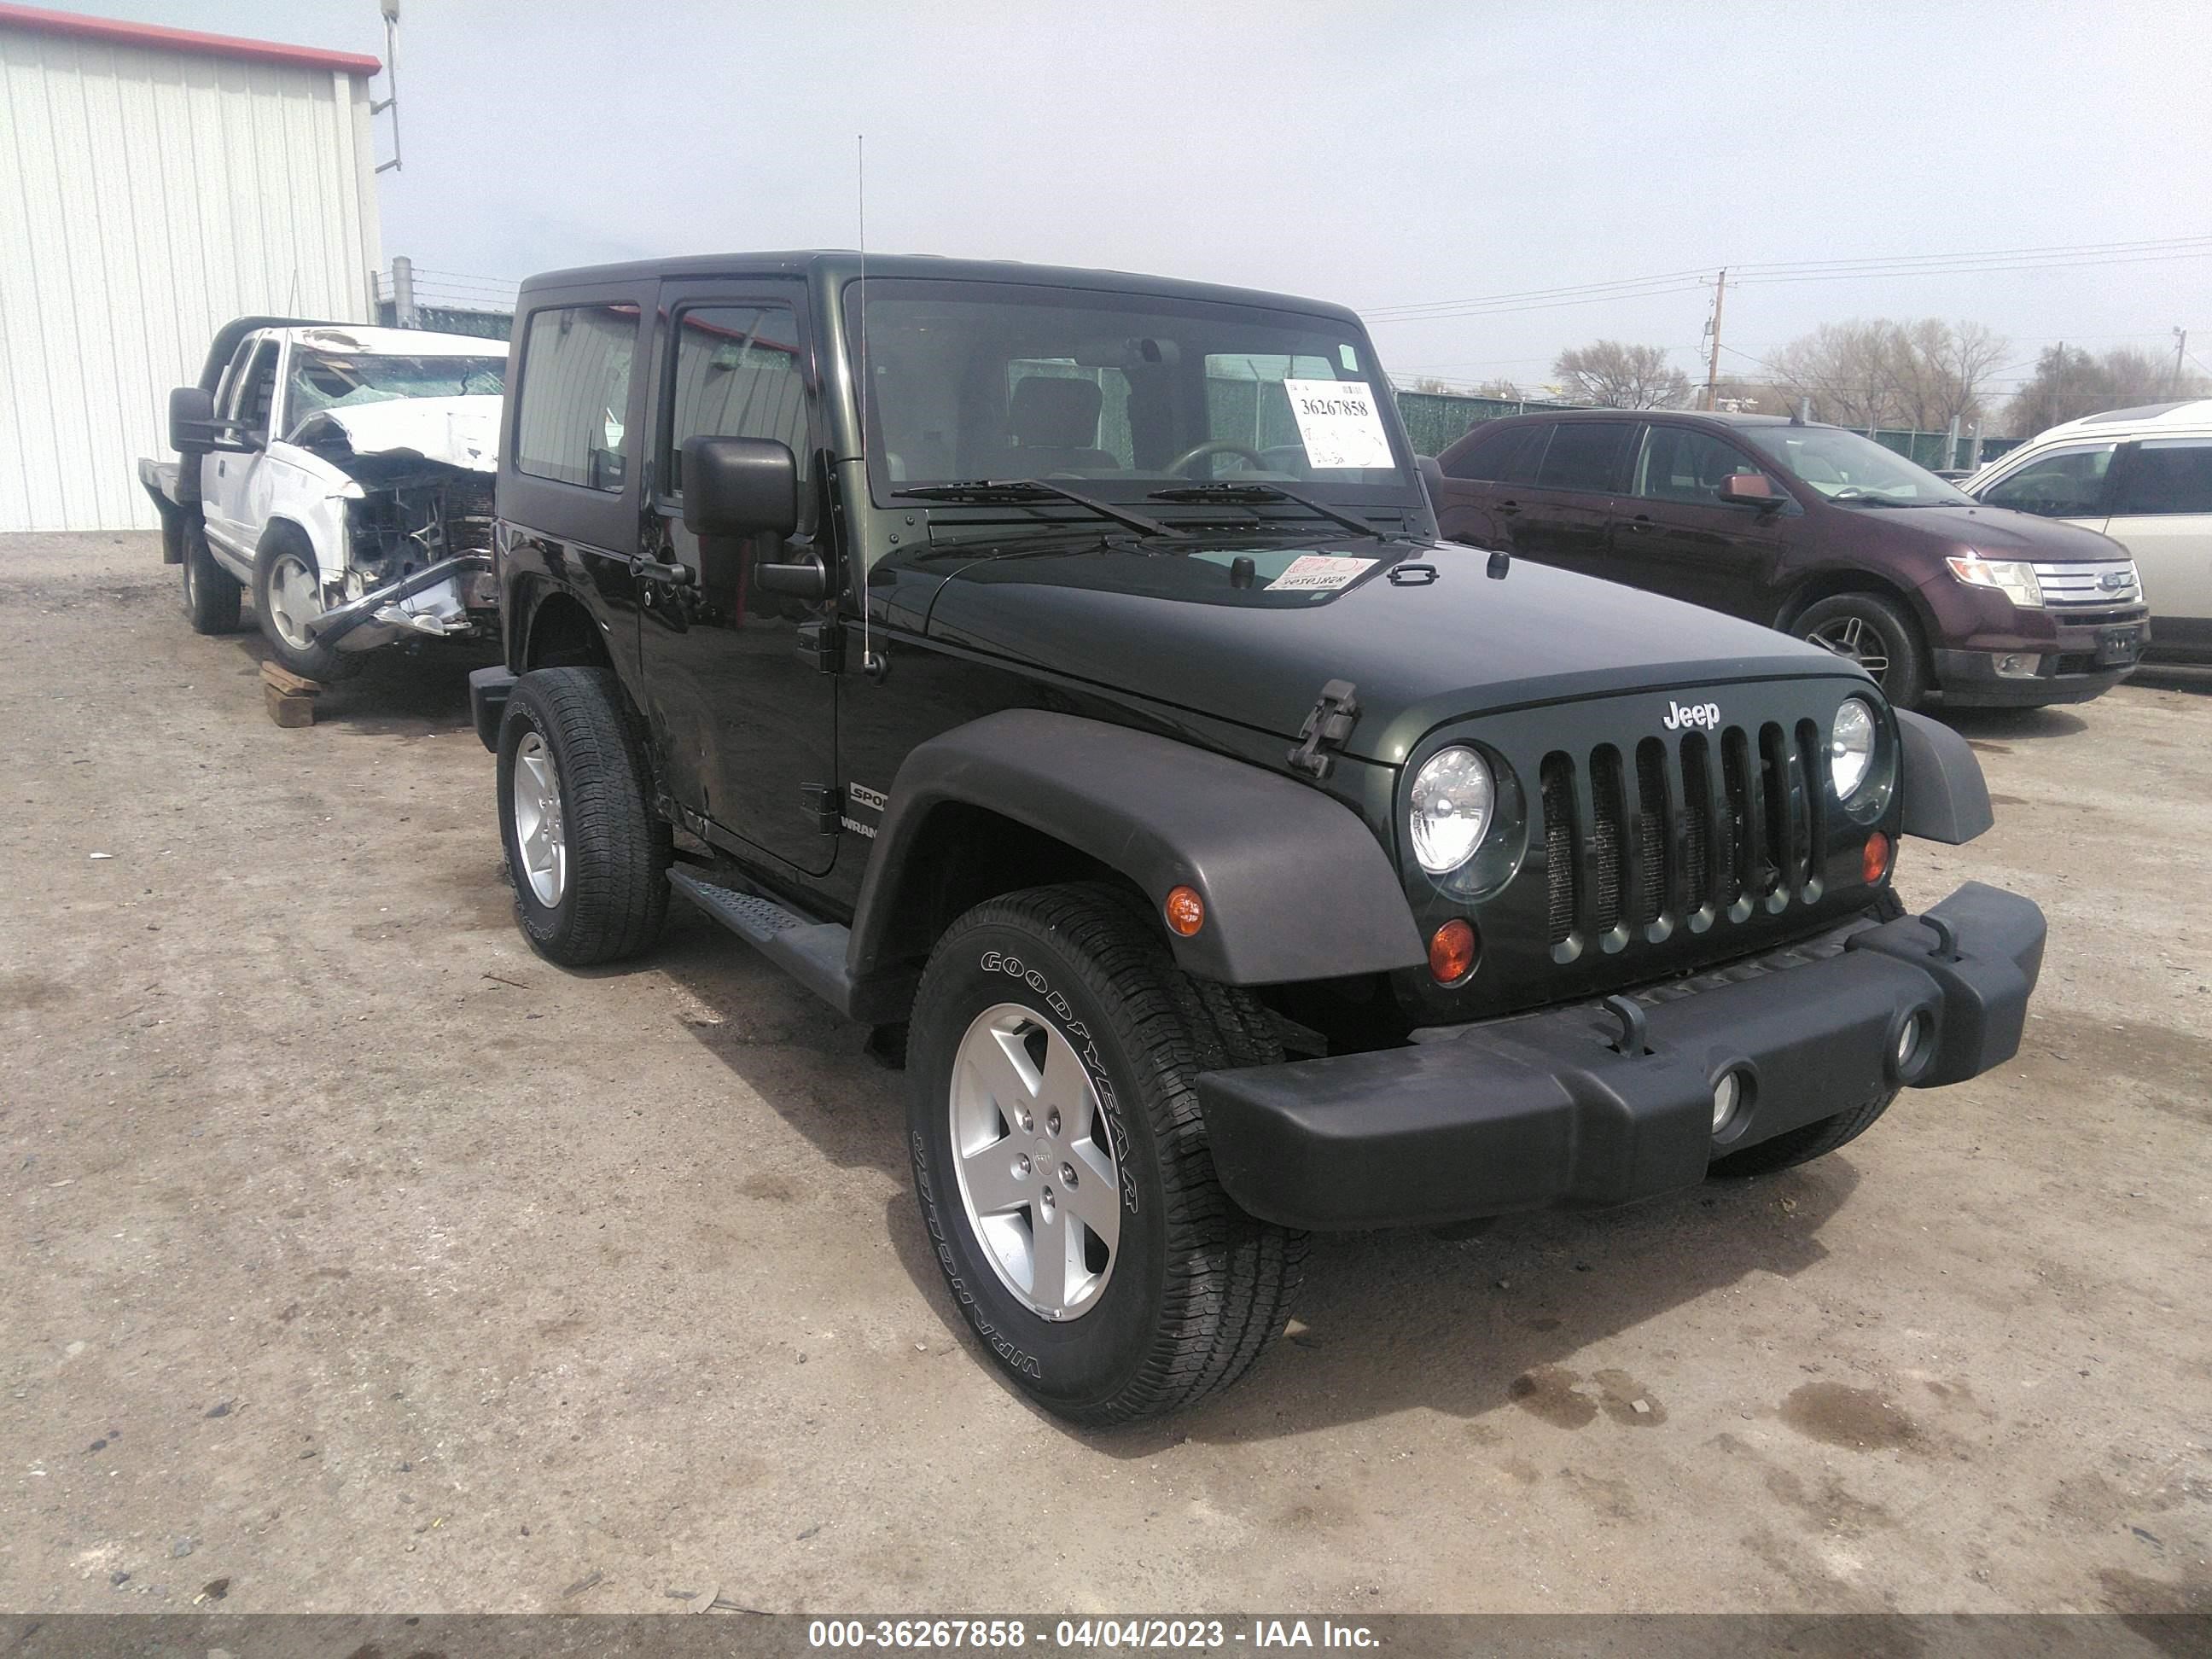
516,251,1365,330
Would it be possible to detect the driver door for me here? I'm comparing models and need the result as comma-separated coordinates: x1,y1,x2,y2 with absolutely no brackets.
205,337,280,561
637,285,841,876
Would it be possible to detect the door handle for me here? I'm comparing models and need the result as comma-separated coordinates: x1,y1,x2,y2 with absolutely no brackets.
1494,499,1521,517
1627,515,1654,533
631,557,694,584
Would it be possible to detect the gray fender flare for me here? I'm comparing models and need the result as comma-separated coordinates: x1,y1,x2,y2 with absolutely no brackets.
848,710,1425,987
1895,707,1993,843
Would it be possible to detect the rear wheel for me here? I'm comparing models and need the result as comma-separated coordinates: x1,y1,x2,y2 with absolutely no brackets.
253,529,358,682
496,667,670,965
907,882,1302,1424
179,522,242,634
1796,593,1926,710
1708,1089,1899,1178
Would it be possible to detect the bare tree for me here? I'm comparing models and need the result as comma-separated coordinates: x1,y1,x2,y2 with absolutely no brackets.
1401,375,1455,395
1473,377,1524,402
1768,318,2010,431
1551,341,1691,409
2006,344,2210,436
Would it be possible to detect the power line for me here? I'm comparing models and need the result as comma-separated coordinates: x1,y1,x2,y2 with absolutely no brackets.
1360,233,2212,324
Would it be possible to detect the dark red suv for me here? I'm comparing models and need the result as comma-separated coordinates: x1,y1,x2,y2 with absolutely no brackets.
1426,410,2149,709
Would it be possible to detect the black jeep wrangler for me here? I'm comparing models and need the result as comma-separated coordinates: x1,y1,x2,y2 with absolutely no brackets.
471,253,2044,1424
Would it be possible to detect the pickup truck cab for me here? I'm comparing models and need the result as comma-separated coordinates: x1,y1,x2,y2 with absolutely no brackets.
471,253,2046,1423
143,317,509,679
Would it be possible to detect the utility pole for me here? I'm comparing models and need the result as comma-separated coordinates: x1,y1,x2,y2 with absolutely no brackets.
1703,268,1727,411
391,256,418,329
373,0,402,174
2175,327,2190,394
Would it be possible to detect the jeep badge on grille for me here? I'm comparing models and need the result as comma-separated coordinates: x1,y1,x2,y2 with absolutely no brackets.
1662,699,1721,731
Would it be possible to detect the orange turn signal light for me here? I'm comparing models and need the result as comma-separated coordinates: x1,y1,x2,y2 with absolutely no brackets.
1863,830,1892,885
1164,885,1207,937
1429,918,1477,985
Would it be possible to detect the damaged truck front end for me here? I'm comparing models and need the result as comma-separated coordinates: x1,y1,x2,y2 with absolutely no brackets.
301,430,502,655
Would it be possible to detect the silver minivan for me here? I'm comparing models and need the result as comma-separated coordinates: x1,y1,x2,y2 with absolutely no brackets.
1967,399,2212,663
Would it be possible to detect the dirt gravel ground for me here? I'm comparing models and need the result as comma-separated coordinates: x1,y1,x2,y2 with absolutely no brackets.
2,532,2207,1618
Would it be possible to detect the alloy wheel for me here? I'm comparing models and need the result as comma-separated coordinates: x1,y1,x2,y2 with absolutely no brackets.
510,731,568,907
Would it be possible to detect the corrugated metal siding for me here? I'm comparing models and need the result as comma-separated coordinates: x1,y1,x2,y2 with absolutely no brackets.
0,27,381,531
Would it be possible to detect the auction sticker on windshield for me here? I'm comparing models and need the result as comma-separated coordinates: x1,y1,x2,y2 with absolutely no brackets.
1266,553,1377,591
1283,378,1394,470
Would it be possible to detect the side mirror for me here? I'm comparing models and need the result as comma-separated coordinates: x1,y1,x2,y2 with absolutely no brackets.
1417,454,1445,494
168,386,223,454
1718,472,1782,508
683,435,799,538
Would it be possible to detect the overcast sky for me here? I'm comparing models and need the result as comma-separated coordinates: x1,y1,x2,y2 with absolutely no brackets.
82,0,2212,399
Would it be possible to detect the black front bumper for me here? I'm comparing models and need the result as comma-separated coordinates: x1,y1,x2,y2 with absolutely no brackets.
1196,882,2044,1231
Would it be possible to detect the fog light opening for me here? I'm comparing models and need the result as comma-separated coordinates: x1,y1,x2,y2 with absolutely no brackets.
1991,651,2042,680
1895,1010,1933,1080
1711,1070,1746,1136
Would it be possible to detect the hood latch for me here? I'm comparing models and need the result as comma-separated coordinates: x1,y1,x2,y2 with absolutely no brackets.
1288,679,1360,779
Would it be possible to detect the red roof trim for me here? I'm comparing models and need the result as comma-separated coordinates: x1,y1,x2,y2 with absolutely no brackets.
0,4,381,76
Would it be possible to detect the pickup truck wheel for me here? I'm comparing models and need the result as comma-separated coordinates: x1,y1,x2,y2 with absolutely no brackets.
179,524,242,634
1796,594,1926,710
496,667,670,965
907,882,1302,1424
252,531,358,682
1707,1088,1898,1178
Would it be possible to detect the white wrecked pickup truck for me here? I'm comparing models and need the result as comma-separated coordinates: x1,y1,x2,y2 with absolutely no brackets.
139,317,508,681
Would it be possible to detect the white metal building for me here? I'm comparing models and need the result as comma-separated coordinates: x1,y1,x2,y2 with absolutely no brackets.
0,4,384,532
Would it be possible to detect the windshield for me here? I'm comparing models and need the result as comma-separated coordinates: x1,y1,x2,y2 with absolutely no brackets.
846,278,1416,510
288,351,507,416
1741,425,1970,505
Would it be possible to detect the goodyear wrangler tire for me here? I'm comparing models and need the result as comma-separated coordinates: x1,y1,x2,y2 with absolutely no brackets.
496,667,670,966
907,882,1303,1425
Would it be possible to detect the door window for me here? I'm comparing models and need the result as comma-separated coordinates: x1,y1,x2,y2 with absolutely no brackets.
2113,439,2212,516
1534,421,1633,492
1443,422,1548,484
1632,426,1778,504
514,304,640,492
226,341,280,442
664,305,812,495
1980,443,2116,518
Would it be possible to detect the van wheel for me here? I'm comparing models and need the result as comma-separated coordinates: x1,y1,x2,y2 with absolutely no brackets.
907,882,1302,1424
1796,593,1926,709
180,523,242,634
496,667,670,965
1708,1089,1898,1178
253,529,358,681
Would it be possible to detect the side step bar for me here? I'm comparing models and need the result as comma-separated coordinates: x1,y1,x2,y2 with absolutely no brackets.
667,866,914,1025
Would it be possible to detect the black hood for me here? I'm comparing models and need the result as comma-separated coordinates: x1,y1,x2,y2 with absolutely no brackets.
918,535,1870,764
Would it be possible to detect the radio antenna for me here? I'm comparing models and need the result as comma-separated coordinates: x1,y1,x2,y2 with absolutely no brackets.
855,133,878,679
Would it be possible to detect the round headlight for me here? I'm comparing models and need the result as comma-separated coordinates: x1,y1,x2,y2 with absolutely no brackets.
1831,698,1877,800
1410,746,1495,875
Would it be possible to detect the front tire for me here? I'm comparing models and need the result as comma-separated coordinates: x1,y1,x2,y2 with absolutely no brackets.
1796,593,1927,709
907,883,1302,1424
1708,1089,1898,1178
253,529,358,681
179,522,242,634
496,667,670,965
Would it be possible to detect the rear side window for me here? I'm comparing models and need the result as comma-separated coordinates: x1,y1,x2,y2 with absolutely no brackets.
664,305,812,494
2114,439,2212,516
1535,421,1633,492
1980,443,2116,517
1444,422,1548,484
515,305,640,492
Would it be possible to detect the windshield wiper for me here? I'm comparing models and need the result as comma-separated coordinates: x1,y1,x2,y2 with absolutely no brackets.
1145,482,1383,538
892,480,1185,540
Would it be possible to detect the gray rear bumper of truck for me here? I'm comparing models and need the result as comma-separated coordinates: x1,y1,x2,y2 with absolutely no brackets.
1195,882,2044,1231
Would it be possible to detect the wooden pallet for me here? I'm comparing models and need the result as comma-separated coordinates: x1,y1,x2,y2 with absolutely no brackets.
260,661,323,727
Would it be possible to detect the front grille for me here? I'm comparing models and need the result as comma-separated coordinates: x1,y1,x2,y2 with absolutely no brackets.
2034,559,2139,608
1539,719,1824,951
